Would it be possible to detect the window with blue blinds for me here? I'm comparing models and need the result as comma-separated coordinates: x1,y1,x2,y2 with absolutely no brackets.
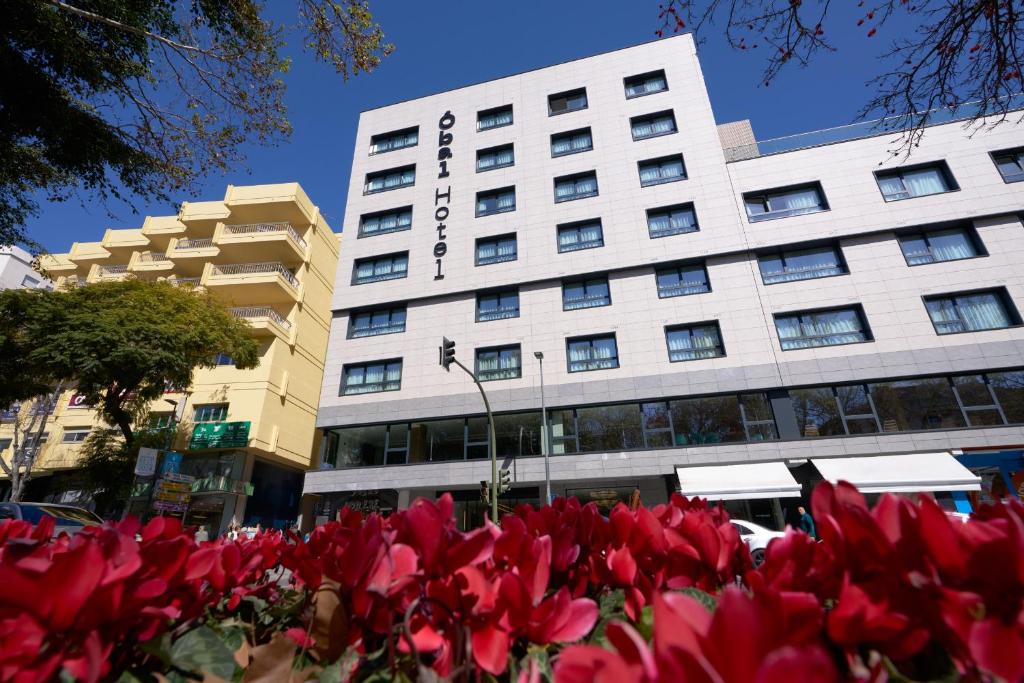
548,88,588,115
475,345,522,381
567,335,619,372
369,127,418,154
554,172,598,203
898,227,980,265
925,289,1017,334
647,203,698,238
477,289,520,321
758,245,846,284
624,70,668,98
655,264,709,298
775,307,871,350
563,277,611,310
876,162,956,201
993,147,1024,183
476,234,517,265
342,360,403,395
630,110,677,140
477,105,513,131
477,144,515,172
476,187,516,216
638,155,687,187
666,323,725,361
551,128,593,157
348,307,407,338
744,184,827,222
364,166,415,194
352,253,408,284
557,220,604,252
358,207,412,237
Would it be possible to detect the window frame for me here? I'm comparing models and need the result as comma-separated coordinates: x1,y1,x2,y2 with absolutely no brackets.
556,218,605,253
991,146,1024,183
363,165,416,195
655,262,711,299
193,404,229,423
475,233,518,266
475,186,516,217
562,275,612,311
743,182,829,222
757,243,848,285
550,127,594,158
922,287,1021,335
476,143,515,173
874,161,959,202
566,333,620,373
368,126,419,155
664,321,726,362
624,69,669,99
637,154,687,188
357,206,413,238
474,344,523,382
897,225,985,266
553,171,599,204
341,359,403,396
351,251,409,285
61,428,92,443
774,305,873,351
476,288,520,322
477,104,513,131
646,203,699,239
548,88,588,116
630,110,678,141
347,305,407,339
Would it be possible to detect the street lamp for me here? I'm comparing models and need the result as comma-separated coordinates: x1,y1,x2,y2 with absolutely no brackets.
534,351,552,505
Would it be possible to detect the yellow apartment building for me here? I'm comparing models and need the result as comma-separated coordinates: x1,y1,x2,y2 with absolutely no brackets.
1,183,339,533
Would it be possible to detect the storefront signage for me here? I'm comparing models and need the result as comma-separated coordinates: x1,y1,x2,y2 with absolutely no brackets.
160,451,183,476
189,421,251,449
134,447,158,477
152,500,188,513
68,393,89,409
432,110,455,281
191,475,254,496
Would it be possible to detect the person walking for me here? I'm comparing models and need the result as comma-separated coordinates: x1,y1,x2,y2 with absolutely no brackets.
195,525,209,543
797,506,816,539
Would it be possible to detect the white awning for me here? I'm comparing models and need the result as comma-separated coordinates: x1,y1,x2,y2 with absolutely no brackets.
811,453,981,494
675,462,802,501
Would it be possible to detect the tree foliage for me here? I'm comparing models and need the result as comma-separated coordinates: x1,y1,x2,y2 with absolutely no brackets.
0,0,392,249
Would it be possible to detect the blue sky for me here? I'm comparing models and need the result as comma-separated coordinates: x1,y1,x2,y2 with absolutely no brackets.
27,1,910,251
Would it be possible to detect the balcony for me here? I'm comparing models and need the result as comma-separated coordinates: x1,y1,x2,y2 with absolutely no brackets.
87,263,130,282
140,215,187,250
213,221,308,264
128,251,174,274
223,183,317,226
232,306,293,342
166,236,220,275
203,261,301,305
168,276,202,288
101,228,149,257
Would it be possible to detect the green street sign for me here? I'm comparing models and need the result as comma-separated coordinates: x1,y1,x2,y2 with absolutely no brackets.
189,421,251,449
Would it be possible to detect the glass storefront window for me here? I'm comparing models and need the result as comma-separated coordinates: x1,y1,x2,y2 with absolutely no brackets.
952,375,1004,426
409,419,464,462
495,413,542,458
548,410,578,454
670,396,743,445
331,425,386,467
869,378,966,431
577,404,643,452
989,371,1024,424
740,394,778,440
791,387,844,437
385,423,408,464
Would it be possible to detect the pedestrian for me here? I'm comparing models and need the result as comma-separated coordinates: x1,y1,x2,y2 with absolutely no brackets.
195,525,209,543
797,506,816,539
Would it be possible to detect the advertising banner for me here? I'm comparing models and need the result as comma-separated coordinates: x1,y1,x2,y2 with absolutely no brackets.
189,422,251,449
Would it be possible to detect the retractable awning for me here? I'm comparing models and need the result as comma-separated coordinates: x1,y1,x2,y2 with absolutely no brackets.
811,452,981,494
675,462,802,501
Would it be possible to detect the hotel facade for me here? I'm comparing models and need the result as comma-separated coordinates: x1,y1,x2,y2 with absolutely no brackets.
306,34,1024,529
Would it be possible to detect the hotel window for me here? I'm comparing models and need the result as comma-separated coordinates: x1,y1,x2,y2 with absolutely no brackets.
477,104,513,131
567,334,619,372
630,110,677,141
993,147,1024,183
665,322,725,362
655,263,710,298
476,234,517,265
348,306,407,338
758,244,846,284
341,360,402,395
924,289,1018,334
548,88,587,116
876,162,957,201
563,276,611,310
477,288,520,322
638,154,686,187
647,203,698,239
358,206,412,238
775,306,871,350
193,404,228,423
369,126,418,155
744,183,827,222
477,144,514,172
364,165,415,194
475,345,522,381
476,187,516,216
353,253,408,284
624,69,668,98
61,428,91,443
898,227,981,265
554,172,598,203
557,219,604,252
551,127,593,157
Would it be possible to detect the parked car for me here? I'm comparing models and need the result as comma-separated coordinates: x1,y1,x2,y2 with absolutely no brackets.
731,519,786,567
0,502,103,536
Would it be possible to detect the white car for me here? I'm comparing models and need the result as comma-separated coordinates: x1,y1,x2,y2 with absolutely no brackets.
731,519,786,567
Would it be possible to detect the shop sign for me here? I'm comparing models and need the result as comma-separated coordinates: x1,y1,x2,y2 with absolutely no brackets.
152,500,188,513
160,451,183,476
68,393,89,409
191,475,254,496
163,472,196,484
189,421,251,449
134,447,158,477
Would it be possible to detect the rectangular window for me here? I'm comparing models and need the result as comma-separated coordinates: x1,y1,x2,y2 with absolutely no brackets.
477,289,519,322
924,289,1018,334
476,187,516,216
0,438,11,452
149,413,174,430
631,110,678,140
193,404,228,423
624,70,668,98
353,252,408,284
359,207,412,237
666,322,725,361
364,165,415,194
567,334,619,372
577,405,644,452
348,306,407,338
369,126,418,155
341,360,402,395
475,345,522,381
655,263,710,298
213,352,235,366
61,428,91,443
876,162,956,201
791,385,881,437
557,219,604,252
554,172,598,203
869,378,965,431
475,234,517,265
993,147,1024,183
476,144,514,172
477,104,513,131
551,127,593,157
548,88,587,115
952,374,1005,427
563,276,611,310
990,371,1024,424
775,306,870,350
669,394,777,445
758,245,846,284
898,227,980,265
744,184,827,222
22,275,39,287
638,154,686,187
647,203,698,238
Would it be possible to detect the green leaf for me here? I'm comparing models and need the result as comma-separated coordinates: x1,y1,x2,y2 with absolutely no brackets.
589,589,627,643
678,587,717,612
170,625,239,681
139,633,174,666
636,605,655,642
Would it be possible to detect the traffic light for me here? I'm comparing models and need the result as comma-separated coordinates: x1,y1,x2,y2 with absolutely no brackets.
440,337,456,371
480,480,490,504
498,468,512,494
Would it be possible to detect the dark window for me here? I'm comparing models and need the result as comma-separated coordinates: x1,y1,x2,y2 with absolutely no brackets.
475,345,522,381
341,360,402,395
876,162,957,201
666,322,725,361
567,334,619,372
495,413,542,458
409,419,464,462
744,183,827,222
993,147,1024,183
990,371,1024,423
898,227,980,265
775,306,870,350
548,88,588,115
193,404,228,422
476,234,517,265
647,203,698,238
624,70,668,98
353,252,408,284
791,385,880,437
348,306,407,338
669,394,777,445
359,207,412,237
554,172,599,203
149,413,174,430
577,405,643,451
478,105,513,131
638,154,686,187
476,187,516,216
548,409,579,454
655,263,710,298
477,144,514,172
369,126,418,155
551,127,593,157
323,425,387,467
477,289,519,322
869,378,965,431
563,276,610,310
758,245,846,284
557,219,604,252
641,402,673,448
631,110,677,140
952,375,1005,427
213,352,235,366
924,289,1018,334
364,165,415,194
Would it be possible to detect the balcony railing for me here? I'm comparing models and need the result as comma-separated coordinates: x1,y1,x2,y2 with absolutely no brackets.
99,264,129,276
223,222,307,250
176,238,214,250
210,262,298,288
172,277,201,287
138,252,169,262
231,306,291,329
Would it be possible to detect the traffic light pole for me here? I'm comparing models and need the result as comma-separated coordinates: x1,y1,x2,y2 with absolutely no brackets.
450,358,499,524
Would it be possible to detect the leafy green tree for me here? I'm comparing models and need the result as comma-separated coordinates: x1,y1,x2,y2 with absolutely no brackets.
1,0,391,249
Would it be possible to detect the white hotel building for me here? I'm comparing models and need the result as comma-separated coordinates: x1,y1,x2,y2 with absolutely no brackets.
305,34,1024,529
